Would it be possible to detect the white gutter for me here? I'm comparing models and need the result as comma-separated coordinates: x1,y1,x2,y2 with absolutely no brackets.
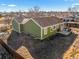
41,27,43,40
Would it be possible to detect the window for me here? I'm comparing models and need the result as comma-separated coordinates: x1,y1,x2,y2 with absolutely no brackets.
50,26,53,32
67,20,69,22
63,19,65,22
50,27,53,32
71,20,74,22
53,26,55,29
44,27,47,35
50,26,56,32
52,25,56,29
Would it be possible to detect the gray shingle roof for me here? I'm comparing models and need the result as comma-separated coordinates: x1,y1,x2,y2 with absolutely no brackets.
33,16,62,27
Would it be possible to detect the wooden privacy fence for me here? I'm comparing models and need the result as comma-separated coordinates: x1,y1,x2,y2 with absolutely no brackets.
0,39,24,59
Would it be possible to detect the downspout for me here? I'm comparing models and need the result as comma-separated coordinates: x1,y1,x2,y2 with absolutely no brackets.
19,23,21,33
41,27,43,40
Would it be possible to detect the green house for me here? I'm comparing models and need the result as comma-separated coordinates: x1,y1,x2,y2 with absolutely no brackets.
12,15,63,40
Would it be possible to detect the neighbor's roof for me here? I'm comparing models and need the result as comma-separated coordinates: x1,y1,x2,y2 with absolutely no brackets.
33,16,62,27
14,14,26,23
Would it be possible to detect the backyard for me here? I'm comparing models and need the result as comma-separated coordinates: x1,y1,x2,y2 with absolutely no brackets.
0,27,79,59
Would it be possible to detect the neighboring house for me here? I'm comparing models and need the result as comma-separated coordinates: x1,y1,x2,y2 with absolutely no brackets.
12,15,63,40
63,15,79,28
63,16,74,22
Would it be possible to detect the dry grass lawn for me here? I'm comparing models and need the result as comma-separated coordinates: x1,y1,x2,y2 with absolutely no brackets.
63,28,79,59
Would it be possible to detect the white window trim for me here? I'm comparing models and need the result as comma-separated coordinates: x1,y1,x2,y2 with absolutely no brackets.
52,25,56,30
44,27,47,35
50,26,53,32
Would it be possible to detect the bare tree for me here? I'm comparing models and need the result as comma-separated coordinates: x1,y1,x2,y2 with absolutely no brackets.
68,7,72,12
28,6,40,17
33,6,40,12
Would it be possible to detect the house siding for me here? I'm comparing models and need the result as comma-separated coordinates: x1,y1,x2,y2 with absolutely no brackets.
42,25,60,39
20,24,23,32
23,20,41,39
12,19,20,33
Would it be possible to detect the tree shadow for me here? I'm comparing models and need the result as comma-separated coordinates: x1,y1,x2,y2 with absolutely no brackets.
7,31,77,59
